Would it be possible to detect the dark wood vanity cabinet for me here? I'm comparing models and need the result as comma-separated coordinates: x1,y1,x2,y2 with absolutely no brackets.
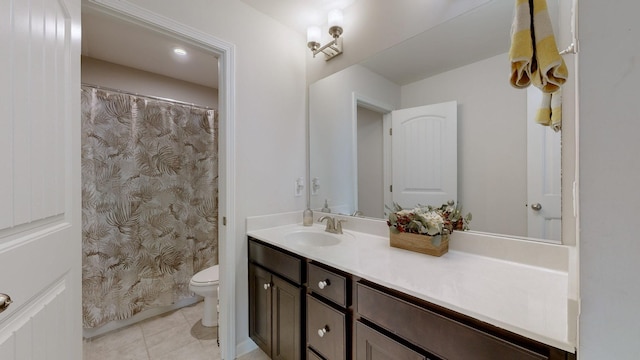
355,282,576,360
247,237,575,360
249,238,304,360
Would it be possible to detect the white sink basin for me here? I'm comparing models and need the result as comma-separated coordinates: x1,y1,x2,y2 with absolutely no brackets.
284,229,348,247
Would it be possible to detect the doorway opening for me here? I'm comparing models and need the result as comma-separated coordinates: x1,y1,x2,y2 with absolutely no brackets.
80,2,236,359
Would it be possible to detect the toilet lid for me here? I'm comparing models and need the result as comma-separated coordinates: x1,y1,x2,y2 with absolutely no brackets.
191,265,220,285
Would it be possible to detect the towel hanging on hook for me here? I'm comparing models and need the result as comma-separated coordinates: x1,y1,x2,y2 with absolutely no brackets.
535,88,563,132
509,0,568,93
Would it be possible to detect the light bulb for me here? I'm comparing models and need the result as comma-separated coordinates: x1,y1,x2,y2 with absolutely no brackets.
327,9,343,29
307,26,321,44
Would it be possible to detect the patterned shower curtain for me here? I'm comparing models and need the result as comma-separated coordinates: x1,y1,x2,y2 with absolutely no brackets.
80,85,218,328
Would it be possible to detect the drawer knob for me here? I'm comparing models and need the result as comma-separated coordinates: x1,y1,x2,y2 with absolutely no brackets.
263,283,271,290
318,280,330,289
317,325,330,338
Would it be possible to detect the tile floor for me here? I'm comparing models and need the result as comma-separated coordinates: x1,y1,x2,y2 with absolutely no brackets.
83,301,221,360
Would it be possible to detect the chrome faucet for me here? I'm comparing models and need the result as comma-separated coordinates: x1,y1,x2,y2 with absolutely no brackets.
318,215,335,232
318,216,346,234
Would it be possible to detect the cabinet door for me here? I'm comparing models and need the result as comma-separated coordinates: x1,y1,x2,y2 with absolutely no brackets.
356,322,428,360
249,264,272,355
272,275,302,360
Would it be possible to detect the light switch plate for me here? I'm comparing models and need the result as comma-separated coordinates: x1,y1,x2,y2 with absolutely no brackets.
295,177,304,197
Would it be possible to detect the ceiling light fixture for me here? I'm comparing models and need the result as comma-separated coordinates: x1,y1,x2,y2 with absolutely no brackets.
307,9,344,61
173,48,187,56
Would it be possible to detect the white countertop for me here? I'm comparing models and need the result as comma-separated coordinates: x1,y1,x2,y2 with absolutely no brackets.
247,220,575,353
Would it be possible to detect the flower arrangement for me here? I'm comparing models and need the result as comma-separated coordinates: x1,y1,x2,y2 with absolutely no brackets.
386,201,472,238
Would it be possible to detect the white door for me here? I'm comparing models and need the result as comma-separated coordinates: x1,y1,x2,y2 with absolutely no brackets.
391,101,457,208
0,0,82,359
526,87,562,241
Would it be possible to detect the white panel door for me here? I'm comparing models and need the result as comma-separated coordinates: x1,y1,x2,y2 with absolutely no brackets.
0,0,82,359
391,101,457,208
526,87,562,241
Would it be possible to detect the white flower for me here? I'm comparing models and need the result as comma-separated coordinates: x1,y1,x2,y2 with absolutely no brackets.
396,209,413,216
419,211,444,235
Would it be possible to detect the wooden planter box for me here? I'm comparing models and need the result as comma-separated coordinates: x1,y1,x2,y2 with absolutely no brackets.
389,230,449,257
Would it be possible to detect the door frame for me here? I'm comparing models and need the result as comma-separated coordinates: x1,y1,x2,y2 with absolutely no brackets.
83,1,237,359
351,92,395,215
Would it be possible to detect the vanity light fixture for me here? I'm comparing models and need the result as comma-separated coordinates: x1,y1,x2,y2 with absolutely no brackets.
307,9,344,61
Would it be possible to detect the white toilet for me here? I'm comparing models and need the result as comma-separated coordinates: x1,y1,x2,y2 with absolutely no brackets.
189,265,220,327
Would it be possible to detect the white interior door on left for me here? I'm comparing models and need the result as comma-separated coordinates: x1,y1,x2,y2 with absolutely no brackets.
0,0,82,359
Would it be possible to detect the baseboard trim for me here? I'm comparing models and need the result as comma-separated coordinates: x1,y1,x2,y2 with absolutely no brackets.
235,337,258,358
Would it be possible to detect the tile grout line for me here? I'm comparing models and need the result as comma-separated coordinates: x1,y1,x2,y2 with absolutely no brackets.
139,322,153,360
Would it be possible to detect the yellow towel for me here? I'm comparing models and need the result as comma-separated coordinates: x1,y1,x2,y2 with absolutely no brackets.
509,0,534,89
509,0,568,93
530,0,568,93
535,87,562,132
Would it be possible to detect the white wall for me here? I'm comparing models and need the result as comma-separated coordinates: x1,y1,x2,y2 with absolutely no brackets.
81,56,218,108
309,64,400,213
578,1,640,359
401,53,528,236
119,0,308,352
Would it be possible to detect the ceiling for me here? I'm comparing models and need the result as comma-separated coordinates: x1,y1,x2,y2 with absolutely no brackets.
238,0,357,35
81,7,219,88
81,1,342,90
360,1,513,85
81,1,515,89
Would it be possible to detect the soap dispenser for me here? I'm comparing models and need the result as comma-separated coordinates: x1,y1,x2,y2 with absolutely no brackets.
303,208,313,226
321,199,331,213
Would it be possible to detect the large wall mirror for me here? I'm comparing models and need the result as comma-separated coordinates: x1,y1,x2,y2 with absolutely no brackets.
309,1,568,242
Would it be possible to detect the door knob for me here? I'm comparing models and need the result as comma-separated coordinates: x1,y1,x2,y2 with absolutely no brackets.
531,203,542,211
0,293,12,314
263,283,271,290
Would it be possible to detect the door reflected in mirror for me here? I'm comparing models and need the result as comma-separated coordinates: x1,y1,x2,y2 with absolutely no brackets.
309,1,562,242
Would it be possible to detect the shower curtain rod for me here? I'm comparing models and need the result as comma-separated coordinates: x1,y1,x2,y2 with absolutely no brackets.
81,83,216,111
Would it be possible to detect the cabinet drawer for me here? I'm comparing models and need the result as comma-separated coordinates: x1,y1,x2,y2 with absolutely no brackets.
249,238,303,285
355,322,427,360
356,283,547,360
308,348,324,360
307,295,346,360
308,263,347,308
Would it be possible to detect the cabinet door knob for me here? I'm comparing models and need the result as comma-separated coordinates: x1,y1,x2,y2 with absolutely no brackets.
531,203,542,211
263,283,271,290
317,325,330,338
0,293,12,314
318,280,330,289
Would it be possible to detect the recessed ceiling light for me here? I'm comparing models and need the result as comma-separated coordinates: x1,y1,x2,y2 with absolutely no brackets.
173,48,187,56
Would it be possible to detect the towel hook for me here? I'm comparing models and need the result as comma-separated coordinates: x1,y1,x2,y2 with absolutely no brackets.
559,43,576,55
559,0,578,55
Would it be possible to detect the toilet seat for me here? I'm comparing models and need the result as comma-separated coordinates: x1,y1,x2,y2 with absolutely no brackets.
190,265,220,286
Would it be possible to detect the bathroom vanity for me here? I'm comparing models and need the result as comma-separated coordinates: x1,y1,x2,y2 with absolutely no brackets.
247,216,577,360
